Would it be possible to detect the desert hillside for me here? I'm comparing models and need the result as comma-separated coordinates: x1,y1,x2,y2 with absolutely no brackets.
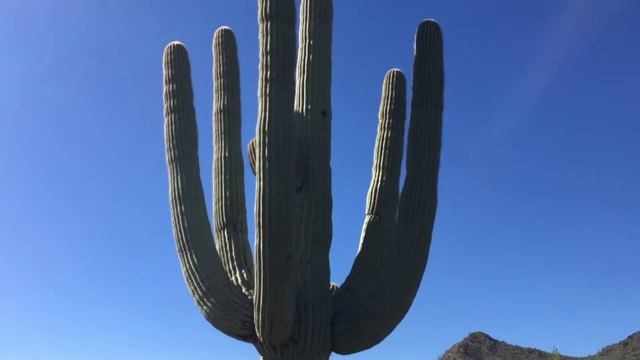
440,331,640,360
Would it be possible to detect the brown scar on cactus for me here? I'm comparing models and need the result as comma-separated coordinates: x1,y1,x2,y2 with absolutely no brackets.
162,0,444,358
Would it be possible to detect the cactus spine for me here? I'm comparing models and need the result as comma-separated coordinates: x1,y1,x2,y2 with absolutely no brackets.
162,0,444,358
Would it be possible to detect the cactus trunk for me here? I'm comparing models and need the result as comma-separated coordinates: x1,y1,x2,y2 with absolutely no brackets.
162,0,444,358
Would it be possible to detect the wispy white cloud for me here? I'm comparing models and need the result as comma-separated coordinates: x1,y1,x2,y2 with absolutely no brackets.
493,0,625,137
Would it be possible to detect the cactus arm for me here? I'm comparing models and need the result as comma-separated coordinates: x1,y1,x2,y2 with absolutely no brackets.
331,20,443,354
163,42,255,342
293,0,334,352
247,137,257,175
254,0,298,346
392,17,443,320
331,69,407,354
212,27,255,296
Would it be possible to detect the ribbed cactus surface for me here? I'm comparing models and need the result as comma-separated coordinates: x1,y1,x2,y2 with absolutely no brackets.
162,0,444,358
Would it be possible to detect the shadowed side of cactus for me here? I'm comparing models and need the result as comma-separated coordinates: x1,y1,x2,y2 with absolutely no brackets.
331,20,444,354
162,0,444,358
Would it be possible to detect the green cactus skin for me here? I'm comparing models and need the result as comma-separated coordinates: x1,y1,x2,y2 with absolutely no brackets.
253,0,299,347
213,27,254,297
332,21,444,354
163,41,255,342
162,0,444,358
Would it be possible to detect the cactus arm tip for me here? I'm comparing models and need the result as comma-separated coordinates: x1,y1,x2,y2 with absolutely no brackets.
248,137,257,175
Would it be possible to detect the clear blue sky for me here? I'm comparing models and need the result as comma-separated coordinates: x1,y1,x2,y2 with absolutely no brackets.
1,0,638,359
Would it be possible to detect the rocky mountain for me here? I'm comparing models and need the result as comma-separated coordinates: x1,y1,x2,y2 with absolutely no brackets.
440,331,640,360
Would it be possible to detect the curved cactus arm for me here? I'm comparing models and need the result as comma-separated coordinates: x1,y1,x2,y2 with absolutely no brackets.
212,27,255,297
163,42,255,343
393,18,443,321
331,20,444,354
332,68,407,354
254,0,299,346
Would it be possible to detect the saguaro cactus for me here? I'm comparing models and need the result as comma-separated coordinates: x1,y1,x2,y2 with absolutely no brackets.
162,0,444,358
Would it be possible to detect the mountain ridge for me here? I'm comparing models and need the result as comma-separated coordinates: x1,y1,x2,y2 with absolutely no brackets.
439,331,640,360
